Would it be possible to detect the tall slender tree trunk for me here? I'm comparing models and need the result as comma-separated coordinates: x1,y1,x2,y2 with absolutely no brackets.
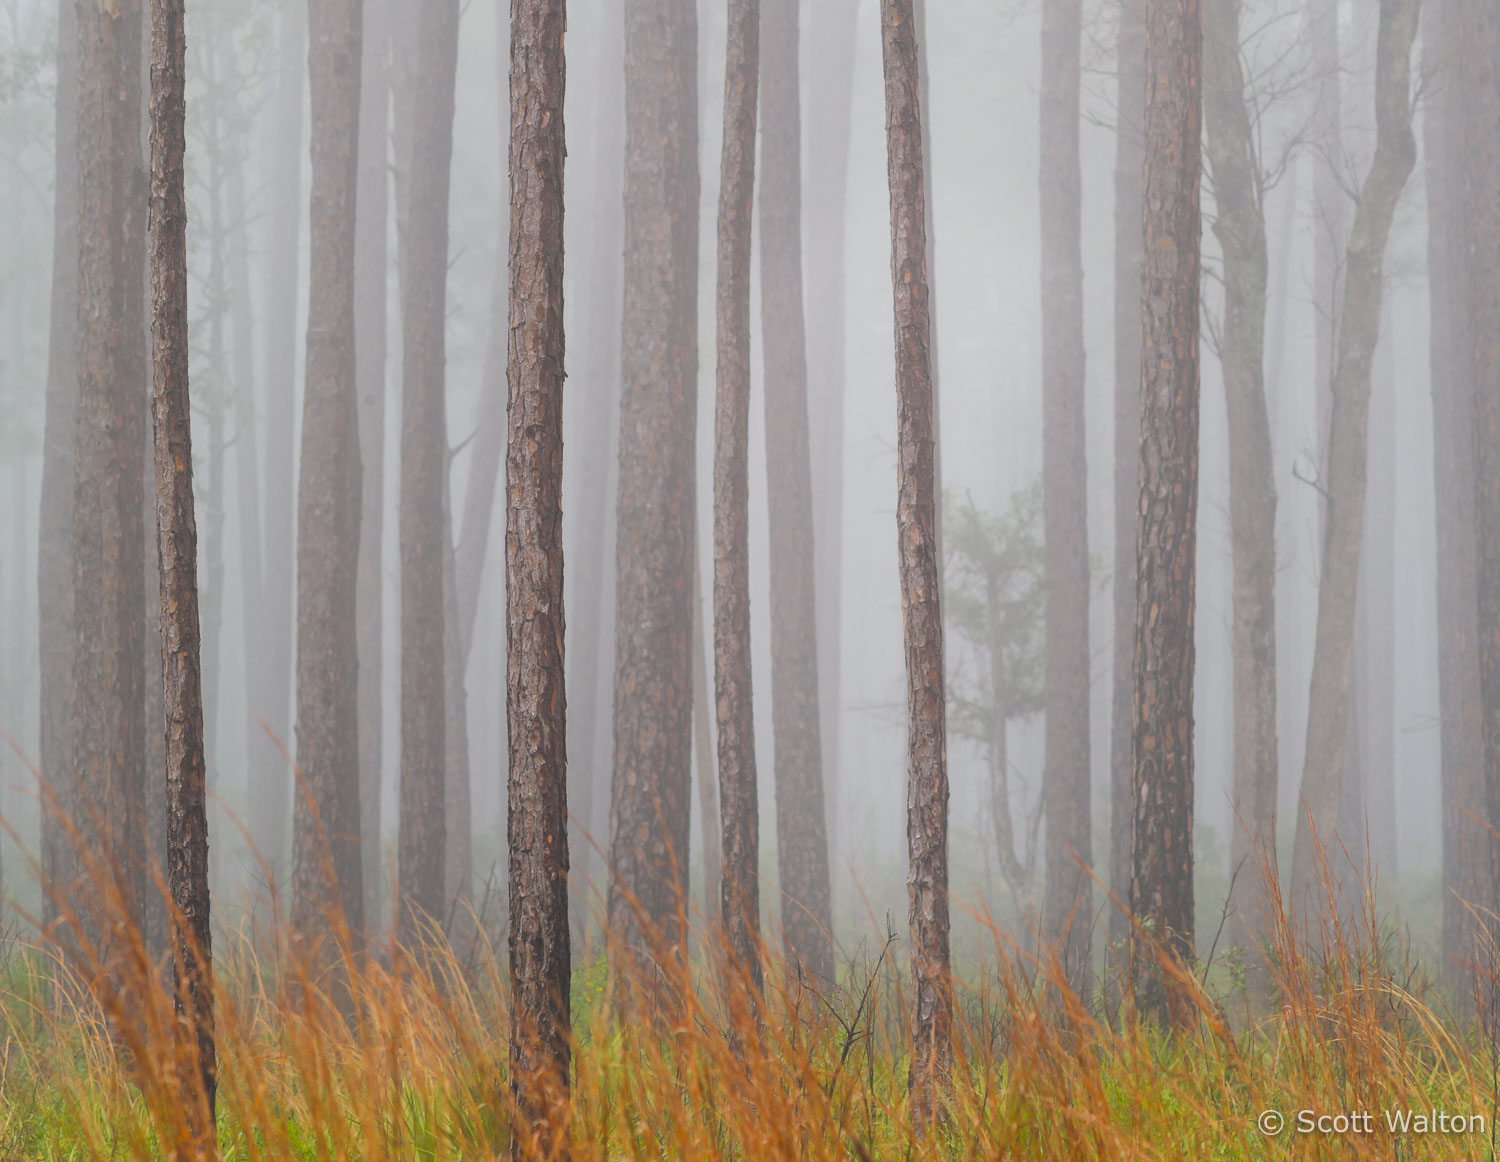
505,0,571,1151
355,0,390,934
1039,0,1092,987
292,0,366,957
759,0,835,984
397,0,459,945
1288,0,1419,925
879,0,950,1121
70,0,148,939
606,0,699,970
1203,0,1277,1010
713,0,762,996
1423,0,1486,1013
1109,0,1146,949
148,0,216,1135
38,0,79,930
804,0,857,897
1363,309,1396,883
1129,0,1201,1029
691,551,721,920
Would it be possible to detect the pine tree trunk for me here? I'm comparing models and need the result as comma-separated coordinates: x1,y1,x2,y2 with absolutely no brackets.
607,0,700,970
397,0,458,946
879,0,951,1120
1129,0,1201,1029
147,0,216,1133
1109,0,1146,950
691,552,721,920
713,0,762,995
1203,0,1277,1011
505,0,571,1150
1288,0,1419,926
759,0,834,985
1039,0,1092,988
292,0,366,959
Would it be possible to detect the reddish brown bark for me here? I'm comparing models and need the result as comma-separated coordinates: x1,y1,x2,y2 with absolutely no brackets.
879,0,951,1121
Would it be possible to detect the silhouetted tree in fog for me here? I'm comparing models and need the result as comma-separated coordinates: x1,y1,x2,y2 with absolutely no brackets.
713,0,762,997
148,0,216,1132
292,0,365,956
1289,0,1419,925
398,0,459,946
1039,0,1092,988
1129,0,1200,1029
880,0,951,1121
607,0,700,974
505,0,571,1151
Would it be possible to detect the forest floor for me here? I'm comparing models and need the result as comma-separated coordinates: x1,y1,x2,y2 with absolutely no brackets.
0,871,1492,1160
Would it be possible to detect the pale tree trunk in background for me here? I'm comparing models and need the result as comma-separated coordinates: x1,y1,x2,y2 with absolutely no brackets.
505,0,571,1150
1456,1,1500,978
804,0,857,895
253,0,305,881
1130,0,1200,1030
714,0,762,995
1310,0,1341,523
397,0,459,945
1039,0,1092,989
1289,0,1419,928
38,0,78,931
1203,0,1278,1011
760,0,834,984
147,0,217,1128
355,0,389,934
292,0,365,956
1423,0,1486,1015
70,0,148,941
1363,308,1396,884
879,0,951,1120
1109,0,1145,950
607,0,700,972
442,515,472,931
691,553,721,919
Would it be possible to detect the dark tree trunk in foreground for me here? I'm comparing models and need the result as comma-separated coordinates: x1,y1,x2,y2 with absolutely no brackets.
1203,0,1277,1009
39,0,79,930
1039,0,1092,986
880,0,951,1121
1457,1,1500,967
356,0,389,932
760,0,835,984
713,0,762,996
148,0,216,1135
607,0,699,969
1129,0,1200,1029
254,0,306,878
1109,0,1146,951
292,0,365,955
71,0,148,936
1288,0,1419,925
398,0,459,945
506,0,571,1152
1424,0,1487,1013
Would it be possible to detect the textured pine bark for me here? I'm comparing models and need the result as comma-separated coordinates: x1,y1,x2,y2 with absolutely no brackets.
355,0,389,932
1203,0,1277,1011
38,0,78,932
292,0,366,961
506,0,571,1151
70,0,149,939
760,0,835,985
1288,0,1419,926
713,0,762,997
148,0,217,1134
1129,0,1200,1029
397,0,459,946
1423,0,1487,1015
1039,0,1093,988
606,0,699,971
879,0,951,1121
1109,0,1145,950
